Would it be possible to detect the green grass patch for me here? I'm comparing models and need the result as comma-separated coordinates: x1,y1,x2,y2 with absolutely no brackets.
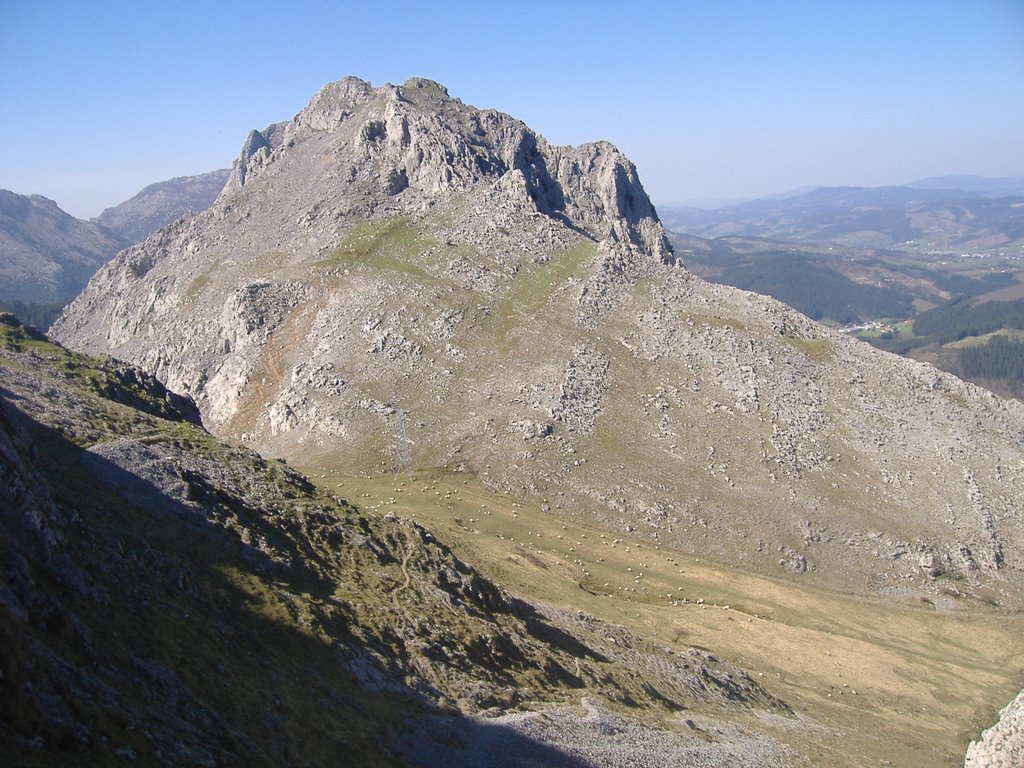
0,315,106,380
782,334,834,363
484,240,597,337
186,266,215,298
316,217,435,278
946,329,1024,349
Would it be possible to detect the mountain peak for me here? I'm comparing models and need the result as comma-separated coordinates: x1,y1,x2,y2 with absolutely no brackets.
396,76,452,103
218,75,672,262
52,77,1024,609
297,75,376,129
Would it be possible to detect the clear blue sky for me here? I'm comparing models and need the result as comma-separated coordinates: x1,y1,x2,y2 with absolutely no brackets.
2,0,1022,217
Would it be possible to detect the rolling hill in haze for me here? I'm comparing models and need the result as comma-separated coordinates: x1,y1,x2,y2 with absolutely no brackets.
907,175,1024,197
662,180,1024,399
660,184,1024,251
0,171,229,329
31,76,1024,765
667,232,1012,324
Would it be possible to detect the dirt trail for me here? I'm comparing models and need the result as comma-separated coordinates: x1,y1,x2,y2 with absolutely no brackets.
392,543,414,612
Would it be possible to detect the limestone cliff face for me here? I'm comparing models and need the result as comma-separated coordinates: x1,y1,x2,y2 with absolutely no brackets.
964,689,1024,768
52,75,673,423
52,76,1024,602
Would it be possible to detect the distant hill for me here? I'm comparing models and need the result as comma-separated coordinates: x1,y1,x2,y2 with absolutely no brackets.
665,180,1024,397
670,232,1015,325
94,168,229,242
0,190,127,306
672,234,916,324
660,183,1024,252
863,286,1024,398
0,171,229,328
906,175,1024,197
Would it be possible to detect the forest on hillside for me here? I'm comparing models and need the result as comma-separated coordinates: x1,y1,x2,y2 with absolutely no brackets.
872,298,1024,354
957,335,1024,394
714,252,914,323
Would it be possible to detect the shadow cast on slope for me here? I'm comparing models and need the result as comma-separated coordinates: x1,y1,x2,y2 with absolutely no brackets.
0,397,597,768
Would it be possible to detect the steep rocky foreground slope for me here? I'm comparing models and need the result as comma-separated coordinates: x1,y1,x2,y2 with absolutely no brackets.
53,76,1024,605
0,313,798,765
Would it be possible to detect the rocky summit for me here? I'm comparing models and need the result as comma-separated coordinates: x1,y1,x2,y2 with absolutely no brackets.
53,76,1024,607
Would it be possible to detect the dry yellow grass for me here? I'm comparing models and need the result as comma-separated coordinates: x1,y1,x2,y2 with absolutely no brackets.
303,465,1024,768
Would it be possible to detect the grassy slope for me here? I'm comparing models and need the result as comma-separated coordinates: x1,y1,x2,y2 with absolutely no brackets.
299,466,1024,768
255,214,1024,764
3,318,587,765
0,319,421,765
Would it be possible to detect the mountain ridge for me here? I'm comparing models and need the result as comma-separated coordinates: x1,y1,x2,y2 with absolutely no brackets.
907,175,1024,197
53,76,1024,608
0,171,230,325
659,184,1024,251
0,189,127,305
95,168,230,243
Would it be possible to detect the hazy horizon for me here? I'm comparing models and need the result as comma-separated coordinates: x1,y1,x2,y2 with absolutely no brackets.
3,0,1022,219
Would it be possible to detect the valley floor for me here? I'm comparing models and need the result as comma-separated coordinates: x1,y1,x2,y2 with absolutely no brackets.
301,467,1024,768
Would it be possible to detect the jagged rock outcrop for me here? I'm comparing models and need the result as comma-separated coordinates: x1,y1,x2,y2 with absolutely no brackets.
965,689,1024,768
53,76,1024,604
213,76,671,260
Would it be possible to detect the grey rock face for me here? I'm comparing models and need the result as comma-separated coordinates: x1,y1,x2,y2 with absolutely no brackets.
0,391,65,560
52,76,1024,602
217,76,672,261
403,702,806,768
965,689,1024,768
